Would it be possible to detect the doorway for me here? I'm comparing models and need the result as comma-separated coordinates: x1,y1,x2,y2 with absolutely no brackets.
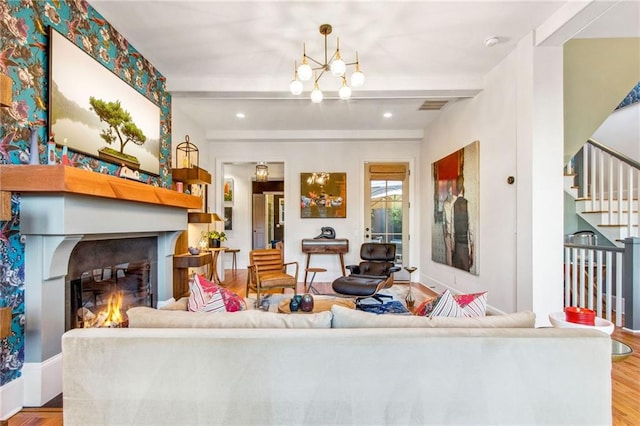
363,163,410,278
252,181,284,250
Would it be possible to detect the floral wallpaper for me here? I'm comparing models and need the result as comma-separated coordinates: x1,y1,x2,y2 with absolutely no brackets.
0,0,171,385
617,81,640,110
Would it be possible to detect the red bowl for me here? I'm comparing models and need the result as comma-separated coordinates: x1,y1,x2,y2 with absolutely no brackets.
565,307,595,326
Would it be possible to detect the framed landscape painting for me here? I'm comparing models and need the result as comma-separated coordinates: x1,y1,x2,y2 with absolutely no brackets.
48,28,160,175
431,141,479,275
300,172,347,218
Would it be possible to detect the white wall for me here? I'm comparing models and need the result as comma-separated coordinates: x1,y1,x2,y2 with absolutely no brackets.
421,33,564,319
420,49,519,313
592,103,640,161
207,140,421,278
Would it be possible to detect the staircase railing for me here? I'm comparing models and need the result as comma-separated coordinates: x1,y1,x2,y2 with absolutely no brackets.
563,237,639,331
570,139,639,237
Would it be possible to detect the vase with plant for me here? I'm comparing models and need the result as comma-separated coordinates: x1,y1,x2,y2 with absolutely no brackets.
206,230,227,248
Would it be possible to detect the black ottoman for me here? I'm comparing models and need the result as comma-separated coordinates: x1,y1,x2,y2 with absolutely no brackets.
332,275,392,303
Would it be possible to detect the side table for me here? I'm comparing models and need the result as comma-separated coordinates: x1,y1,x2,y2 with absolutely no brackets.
305,267,326,294
172,252,213,298
611,339,633,362
205,247,228,284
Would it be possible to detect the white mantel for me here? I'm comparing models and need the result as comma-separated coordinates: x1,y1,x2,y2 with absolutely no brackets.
0,166,199,415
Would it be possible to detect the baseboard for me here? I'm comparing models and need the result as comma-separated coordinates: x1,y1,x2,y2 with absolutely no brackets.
0,377,24,420
22,353,62,407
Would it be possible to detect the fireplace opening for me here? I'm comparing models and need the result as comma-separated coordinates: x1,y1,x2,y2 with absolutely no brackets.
66,237,158,330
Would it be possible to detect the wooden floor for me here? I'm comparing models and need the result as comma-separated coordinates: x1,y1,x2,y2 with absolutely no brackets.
6,269,639,425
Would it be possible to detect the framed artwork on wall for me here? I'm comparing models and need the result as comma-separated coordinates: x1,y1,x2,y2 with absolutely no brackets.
279,198,285,224
300,172,347,218
224,178,234,203
224,207,232,230
431,141,479,275
48,28,161,175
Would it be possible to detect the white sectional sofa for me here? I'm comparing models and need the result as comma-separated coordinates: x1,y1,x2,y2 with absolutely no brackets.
61,305,612,425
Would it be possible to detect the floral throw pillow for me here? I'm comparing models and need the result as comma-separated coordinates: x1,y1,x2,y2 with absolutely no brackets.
187,274,226,313
414,290,487,318
219,286,247,312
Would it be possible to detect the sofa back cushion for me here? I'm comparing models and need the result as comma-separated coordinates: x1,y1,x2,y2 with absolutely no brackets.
331,305,535,328
128,306,332,328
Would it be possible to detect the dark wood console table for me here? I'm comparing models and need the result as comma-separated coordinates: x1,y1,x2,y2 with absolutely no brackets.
301,239,349,287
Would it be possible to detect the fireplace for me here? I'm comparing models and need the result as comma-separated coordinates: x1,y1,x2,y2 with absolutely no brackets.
67,237,157,330
0,166,202,408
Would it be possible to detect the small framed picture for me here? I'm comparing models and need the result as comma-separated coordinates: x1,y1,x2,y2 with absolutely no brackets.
224,178,234,203
224,207,233,230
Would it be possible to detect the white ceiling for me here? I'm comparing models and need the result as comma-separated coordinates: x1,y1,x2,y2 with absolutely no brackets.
90,1,639,136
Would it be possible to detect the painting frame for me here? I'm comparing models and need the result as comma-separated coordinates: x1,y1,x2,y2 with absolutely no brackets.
224,178,234,203
224,207,233,231
48,27,161,175
300,172,347,218
431,141,479,275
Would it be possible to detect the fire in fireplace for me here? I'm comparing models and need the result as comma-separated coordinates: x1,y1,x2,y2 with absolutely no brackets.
66,237,157,330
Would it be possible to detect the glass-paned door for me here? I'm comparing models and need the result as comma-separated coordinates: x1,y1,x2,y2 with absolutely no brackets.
364,163,409,273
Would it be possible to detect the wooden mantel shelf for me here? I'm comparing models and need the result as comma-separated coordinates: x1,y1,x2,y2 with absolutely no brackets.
0,165,202,209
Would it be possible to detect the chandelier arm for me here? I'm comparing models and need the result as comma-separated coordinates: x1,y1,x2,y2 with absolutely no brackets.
315,69,327,83
344,61,358,66
305,55,325,67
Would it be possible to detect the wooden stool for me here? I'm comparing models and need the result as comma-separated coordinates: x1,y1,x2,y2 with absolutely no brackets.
305,267,326,294
225,248,240,272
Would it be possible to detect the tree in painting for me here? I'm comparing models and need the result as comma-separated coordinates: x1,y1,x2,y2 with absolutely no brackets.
89,97,146,169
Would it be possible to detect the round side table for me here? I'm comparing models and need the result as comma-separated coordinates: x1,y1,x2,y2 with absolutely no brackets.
305,267,326,294
611,339,633,362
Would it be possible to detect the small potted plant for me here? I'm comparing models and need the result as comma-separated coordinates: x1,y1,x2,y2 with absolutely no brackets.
207,230,227,248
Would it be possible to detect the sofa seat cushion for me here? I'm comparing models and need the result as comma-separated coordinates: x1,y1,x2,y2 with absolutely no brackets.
127,306,332,328
331,305,535,328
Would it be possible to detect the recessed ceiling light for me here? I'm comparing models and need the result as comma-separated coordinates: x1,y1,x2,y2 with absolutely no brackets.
236,112,245,119
484,36,500,47
383,112,393,118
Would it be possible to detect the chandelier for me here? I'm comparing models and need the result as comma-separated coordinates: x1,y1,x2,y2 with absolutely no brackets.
289,24,364,103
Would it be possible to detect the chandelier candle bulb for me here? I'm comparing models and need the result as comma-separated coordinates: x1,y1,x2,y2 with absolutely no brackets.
290,61,303,95
298,44,313,81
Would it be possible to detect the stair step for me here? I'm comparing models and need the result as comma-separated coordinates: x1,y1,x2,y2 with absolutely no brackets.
581,210,638,214
598,224,638,228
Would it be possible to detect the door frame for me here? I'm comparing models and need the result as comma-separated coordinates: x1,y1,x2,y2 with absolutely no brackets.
360,159,418,272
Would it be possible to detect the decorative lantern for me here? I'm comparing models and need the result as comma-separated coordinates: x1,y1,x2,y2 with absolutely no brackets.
255,162,268,182
175,135,199,168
